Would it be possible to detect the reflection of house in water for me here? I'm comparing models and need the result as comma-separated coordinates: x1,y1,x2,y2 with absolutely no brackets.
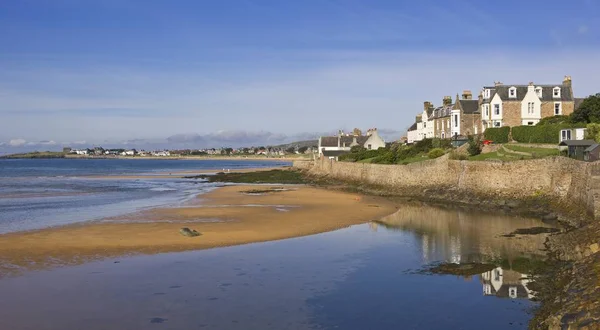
375,205,552,264
480,267,533,299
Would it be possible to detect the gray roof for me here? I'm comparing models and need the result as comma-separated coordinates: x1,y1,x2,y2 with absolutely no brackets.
585,144,600,153
559,139,596,147
320,135,369,147
458,99,479,114
482,84,574,103
407,123,417,131
322,150,349,157
431,104,454,119
320,136,338,147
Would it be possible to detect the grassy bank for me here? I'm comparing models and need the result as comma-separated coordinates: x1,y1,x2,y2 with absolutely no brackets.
1,151,66,159
185,169,306,184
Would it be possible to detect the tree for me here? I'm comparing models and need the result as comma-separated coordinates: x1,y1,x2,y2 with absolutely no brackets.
285,147,296,154
585,123,600,142
350,145,366,153
570,93,600,123
467,136,483,156
298,146,309,154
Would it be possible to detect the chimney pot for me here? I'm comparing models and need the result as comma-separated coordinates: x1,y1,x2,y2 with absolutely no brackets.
462,90,473,100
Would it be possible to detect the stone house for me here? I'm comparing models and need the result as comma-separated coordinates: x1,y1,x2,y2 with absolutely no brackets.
451,91,481,138
431,97,453,139
480,76,576,130
318,128,386,157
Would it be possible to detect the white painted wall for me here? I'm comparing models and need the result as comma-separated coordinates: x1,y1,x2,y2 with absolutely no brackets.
364,131,386,150
520,86,542,124
490,94,503,121
407,130,418,143
451,109,460,137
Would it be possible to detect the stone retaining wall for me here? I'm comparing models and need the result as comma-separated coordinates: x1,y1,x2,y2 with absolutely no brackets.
297,156,600,219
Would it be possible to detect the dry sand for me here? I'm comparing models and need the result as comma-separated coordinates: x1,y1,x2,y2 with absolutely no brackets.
0,185,396,277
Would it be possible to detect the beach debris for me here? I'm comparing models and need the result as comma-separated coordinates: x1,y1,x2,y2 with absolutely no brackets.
179,227,201,237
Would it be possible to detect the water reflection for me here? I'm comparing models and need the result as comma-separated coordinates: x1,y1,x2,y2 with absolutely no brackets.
375,204,552,264
481,267,534,300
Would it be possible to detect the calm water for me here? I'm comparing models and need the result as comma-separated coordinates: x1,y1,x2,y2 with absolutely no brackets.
0,204,550,330
0,158,290,233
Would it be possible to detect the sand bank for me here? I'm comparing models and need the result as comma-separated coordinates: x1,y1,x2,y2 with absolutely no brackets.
81,167,286,179
0,185,396,276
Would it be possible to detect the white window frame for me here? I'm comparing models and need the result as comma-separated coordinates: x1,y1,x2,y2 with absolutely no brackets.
494,121,501,127
484,89,490,99
484,104,489,117
494,104,500,115
509,87,517,98
561,129,571,141
553,87,561,98
535,87,542,98
554,102,562,115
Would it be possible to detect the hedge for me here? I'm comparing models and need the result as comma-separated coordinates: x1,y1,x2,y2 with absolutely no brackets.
483,127,510,143
511,124,580,144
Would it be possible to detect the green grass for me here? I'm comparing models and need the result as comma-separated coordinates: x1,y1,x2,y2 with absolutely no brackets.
397,155,430,165
2,151,66,159
357,157,376,163
469,151,527,161
503,144,559,157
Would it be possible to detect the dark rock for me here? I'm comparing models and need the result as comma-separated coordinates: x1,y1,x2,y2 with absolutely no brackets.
179,227,201,237
542,213,559,221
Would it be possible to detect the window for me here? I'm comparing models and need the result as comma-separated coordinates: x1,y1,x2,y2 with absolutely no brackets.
509,287,517,299
494,269,501,281
494,121,501,127
528,121,534,126
509,87,516,98
555,102,562,115
447,119,449,128
561,129,571,141
367,144,372,150
454,114,459,127
553,87,561,98
494,104,500,115
483,104,489,117
535,87,543,98
484,89,490,99
423,122,426,128
528,102,534,114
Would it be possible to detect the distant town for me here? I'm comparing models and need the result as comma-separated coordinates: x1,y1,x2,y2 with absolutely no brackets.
62,144,319,158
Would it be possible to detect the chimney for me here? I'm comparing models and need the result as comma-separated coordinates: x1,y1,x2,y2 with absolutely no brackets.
494,81,503,86
462,90,473,100
442,96,452,106
423,101,432,111
563,75,572,87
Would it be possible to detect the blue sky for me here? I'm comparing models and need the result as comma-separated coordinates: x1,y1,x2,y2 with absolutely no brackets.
1,0,599,152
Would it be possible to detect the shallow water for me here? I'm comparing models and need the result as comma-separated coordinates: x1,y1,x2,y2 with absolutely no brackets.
0,204,551,330
0,159,290,233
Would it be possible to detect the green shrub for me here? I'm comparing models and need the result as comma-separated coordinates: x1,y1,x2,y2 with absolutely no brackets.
428,148,446,159
512,124,580,144
537,115,570,125
467,136,483,156
483,127,510,143
449,152,468,160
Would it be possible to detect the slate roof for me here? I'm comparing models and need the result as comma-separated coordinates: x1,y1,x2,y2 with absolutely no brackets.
559,140,596,147
482,84,574,103
431,104,454,119
495,284,530,299
320,135,369,147
458,99,479,114
584,144,600,153
320,137,339,147
407,123,417,131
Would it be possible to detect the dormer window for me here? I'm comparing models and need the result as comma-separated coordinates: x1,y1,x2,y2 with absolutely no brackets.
535,87,542,98
509,87,517,98
553,87,561,98
484,89,491,99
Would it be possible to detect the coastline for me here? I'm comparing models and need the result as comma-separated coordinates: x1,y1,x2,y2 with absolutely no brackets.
0,184,396,277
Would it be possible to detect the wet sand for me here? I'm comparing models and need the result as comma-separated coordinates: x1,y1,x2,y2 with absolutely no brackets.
82,167,286,179
0,185,396,276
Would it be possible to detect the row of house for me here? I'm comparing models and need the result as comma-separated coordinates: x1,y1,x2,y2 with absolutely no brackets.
407,76,584,143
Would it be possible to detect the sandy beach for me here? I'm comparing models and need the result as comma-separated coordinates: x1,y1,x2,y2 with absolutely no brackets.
0,185,396,276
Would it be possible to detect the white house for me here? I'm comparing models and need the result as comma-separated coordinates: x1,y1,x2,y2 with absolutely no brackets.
72,149,88,155
318,128,386,159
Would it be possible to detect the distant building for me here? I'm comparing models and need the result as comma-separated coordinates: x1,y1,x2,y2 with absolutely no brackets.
480,267,533,299
318,128,386,158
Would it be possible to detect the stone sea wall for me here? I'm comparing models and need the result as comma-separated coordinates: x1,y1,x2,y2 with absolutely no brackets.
293,156,600,220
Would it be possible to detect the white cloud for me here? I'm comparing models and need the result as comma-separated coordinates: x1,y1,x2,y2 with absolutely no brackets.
8,138,27,147
578,25,589,34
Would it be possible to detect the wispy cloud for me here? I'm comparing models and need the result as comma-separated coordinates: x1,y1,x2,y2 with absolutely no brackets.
578,25,589,34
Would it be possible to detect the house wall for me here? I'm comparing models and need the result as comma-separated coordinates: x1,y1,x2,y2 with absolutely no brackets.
298,156,599,220
520,88,542,124
502,101,522,127
463,113,481,135
407,130,418,144
364,132,385,150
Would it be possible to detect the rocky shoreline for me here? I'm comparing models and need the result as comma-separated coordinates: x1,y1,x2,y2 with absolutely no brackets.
296,168,599,330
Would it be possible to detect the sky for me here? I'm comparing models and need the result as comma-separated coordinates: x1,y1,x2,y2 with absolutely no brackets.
1,0,600,153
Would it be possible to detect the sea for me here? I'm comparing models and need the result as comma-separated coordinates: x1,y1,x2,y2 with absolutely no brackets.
0,158,548,329
0,158,290,234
